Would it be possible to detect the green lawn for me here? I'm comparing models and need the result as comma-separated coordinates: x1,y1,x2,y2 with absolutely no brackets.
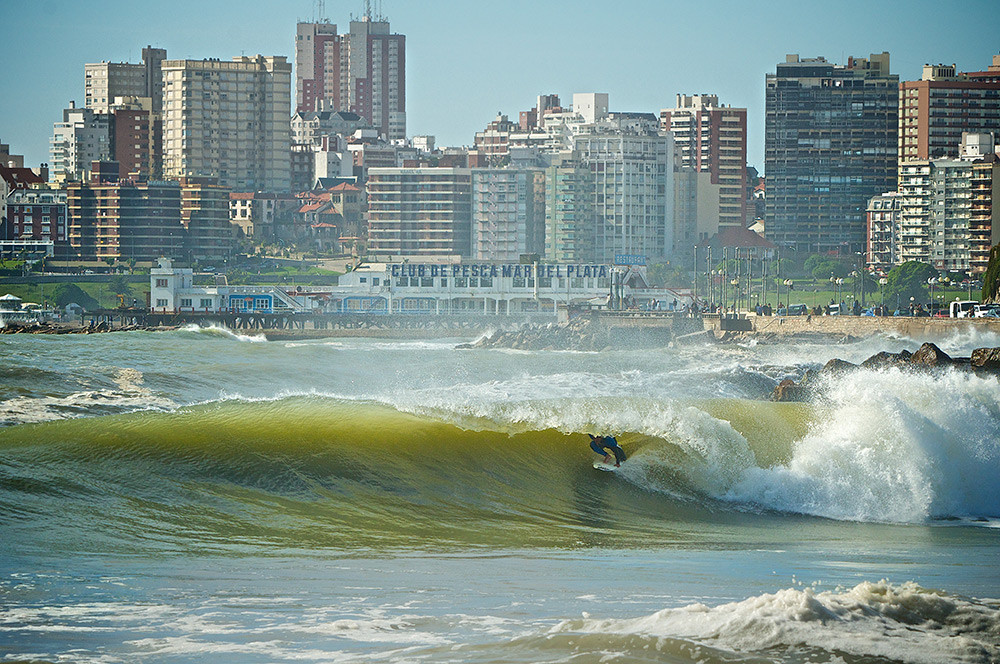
0,282,150,310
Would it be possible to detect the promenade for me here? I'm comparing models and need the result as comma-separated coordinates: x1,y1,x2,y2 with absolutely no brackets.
704,313,1000,340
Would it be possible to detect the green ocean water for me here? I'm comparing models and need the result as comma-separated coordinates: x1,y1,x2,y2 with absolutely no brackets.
1,325,999,663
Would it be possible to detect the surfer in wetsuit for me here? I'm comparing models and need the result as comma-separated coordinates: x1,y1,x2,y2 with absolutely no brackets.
588,434,626,467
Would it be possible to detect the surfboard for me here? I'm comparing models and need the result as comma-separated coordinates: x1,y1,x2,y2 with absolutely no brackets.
593,460,620,471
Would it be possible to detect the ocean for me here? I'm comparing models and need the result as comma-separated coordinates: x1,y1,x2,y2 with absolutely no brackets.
1,323,999,663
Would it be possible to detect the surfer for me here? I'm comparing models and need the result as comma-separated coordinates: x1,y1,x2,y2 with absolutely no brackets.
588,434,626,467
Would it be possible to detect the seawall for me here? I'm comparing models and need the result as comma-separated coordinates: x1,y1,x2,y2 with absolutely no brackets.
707,315,1000,340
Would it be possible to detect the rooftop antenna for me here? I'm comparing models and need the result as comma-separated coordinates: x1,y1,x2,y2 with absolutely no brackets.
364,0,372,20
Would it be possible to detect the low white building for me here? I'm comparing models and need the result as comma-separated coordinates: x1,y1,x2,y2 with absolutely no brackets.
150,258,320,314
149,258,695,316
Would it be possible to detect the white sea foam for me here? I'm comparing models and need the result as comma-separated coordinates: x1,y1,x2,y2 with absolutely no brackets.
0,366,176,426
552,580,1000,664
722,368,1000,522
179,323,267,343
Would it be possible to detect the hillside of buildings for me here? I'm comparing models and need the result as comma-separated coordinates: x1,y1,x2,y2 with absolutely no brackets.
2,12,999,316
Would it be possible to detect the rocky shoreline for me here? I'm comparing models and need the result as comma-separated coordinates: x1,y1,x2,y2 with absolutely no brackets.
0,320,170,335
771,342,1000,401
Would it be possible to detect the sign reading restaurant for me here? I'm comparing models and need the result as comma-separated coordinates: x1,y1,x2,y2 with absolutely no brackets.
614,254,647,266
389,263,610,279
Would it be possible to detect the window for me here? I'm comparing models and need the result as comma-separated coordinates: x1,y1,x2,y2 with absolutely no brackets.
156,299,168,307
360,277,367,283
180,298,192,307
372,278,380,286
155,278,167,287
200,298,212,308
255,298,269,310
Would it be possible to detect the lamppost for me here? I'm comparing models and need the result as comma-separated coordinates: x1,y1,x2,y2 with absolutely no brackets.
782,279,793,313
731,278,739,313
711,270,717,308
928,277,937,313
835,278,844,305
879,277,887,314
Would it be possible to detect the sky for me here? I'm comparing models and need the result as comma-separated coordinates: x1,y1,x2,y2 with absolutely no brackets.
2,0,998,172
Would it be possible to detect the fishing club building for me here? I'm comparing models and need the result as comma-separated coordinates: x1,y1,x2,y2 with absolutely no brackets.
148,258,689,316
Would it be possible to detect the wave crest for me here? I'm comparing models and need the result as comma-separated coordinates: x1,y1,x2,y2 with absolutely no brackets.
552,580,1000,664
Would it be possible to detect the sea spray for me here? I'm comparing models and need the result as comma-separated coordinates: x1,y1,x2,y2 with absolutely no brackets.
723,367,1000,522
552,580,1000,664
179,322,267,343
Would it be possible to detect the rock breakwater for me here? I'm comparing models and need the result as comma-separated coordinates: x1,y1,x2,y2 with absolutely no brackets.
771,342,1000,401
457,316,678,351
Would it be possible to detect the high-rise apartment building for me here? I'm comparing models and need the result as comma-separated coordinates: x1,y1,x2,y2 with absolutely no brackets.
896,158,977,272
544,156,594,263
573,125,674,263
865,191,903,272
471,169,544,261
970,153,1000,274
899,55,1000,162
367,168,471,257
890,133,1000,273
660,94,748,228
66,162,184,261
162,56,292,192
765,53,898,254
296,14,405,140
110,96,162,180
84,46,167,114
896,160,932,265
295,22,340,114
180,177,233,261
50,103,112,183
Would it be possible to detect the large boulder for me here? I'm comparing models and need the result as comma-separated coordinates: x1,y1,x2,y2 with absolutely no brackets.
772,379,810,402
971,348,1000,374
860,349,912,370
909,342,954,368
821,358,858,375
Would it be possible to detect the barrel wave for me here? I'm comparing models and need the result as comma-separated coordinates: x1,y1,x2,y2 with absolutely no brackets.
2,382,998,559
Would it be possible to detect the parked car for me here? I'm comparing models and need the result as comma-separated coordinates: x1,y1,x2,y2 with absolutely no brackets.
974,304,1000,318
777,304,808,316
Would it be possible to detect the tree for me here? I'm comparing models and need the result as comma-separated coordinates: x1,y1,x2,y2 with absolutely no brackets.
811,259,849,281
108,275,132,297
983,244,1000,303
51,283,100,311
884,261,937,309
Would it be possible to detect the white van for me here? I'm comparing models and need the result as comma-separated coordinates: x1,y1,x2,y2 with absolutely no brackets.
950,300,977,318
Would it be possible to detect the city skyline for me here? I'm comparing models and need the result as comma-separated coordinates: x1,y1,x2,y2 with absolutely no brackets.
1,0,998,170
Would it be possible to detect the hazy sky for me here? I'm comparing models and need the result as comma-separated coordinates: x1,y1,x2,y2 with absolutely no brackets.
2,0,998,171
